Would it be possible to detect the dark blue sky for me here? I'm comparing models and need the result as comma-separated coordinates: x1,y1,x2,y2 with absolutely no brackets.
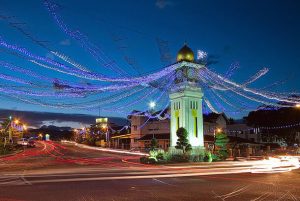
1,0,300,122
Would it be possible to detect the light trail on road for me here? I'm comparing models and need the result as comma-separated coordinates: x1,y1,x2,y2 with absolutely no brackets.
0,141,299,187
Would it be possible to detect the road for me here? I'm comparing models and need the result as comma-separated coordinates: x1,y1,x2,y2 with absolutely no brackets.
0,141,299,201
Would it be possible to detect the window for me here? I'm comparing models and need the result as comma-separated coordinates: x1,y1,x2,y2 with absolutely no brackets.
177,117,180,130
133,125,137,131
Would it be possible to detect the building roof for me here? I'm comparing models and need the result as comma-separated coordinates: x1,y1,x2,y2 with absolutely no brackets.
176,44,195,62
203,112,228,123
138,133,170,141
226,123,252,131
128,108,170,121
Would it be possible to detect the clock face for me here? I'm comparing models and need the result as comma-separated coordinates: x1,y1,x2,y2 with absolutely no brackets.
176,70,183,79
187,68,197,79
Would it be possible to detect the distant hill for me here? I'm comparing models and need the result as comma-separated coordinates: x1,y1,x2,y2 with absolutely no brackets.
0,108,128,128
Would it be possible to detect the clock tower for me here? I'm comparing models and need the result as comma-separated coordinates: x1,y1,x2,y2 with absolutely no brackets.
169,44,205,150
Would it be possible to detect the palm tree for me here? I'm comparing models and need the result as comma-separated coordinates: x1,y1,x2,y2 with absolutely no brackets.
0,118,11,144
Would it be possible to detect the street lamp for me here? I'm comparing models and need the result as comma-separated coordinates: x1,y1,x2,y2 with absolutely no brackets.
149,101,156,109
14,119,19,124
296,104,300,108
149,101,156,140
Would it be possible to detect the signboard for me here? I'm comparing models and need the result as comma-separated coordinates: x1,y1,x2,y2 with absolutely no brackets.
45,134,50,141
96,118,108,124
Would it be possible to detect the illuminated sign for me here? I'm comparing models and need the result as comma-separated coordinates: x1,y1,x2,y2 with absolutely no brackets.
96,118,108,124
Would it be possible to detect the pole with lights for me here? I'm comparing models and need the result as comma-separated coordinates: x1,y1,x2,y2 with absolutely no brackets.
149,101,156,139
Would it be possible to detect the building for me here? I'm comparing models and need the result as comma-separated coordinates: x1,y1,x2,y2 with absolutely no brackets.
128,109,170,150
125,110,229,151
226,123,261,143
203,113,228,136
169,44,205,149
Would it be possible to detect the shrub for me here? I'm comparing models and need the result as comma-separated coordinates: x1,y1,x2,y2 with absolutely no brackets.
139,156,159,164
156,149,165,160
175,127,192,154
140,156,148,164
150,138,158,151
204,151,213,162
149,150,158,161
95,141,102,147
215,132,229,160
162,151,173,162
170,154,189,163
0,143,14,155
157,152,164,160
218,150,229,160
148,158,157,164
212,154,220,162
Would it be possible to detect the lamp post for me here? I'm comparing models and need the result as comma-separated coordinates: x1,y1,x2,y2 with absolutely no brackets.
22,124,27,138
213,128,222,153
149,101,156,139
149,101,156,112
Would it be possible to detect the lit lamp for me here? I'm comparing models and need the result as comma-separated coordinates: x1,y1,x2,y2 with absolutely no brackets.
296,104,300,108
23,125,27,131
14,119,19,124
213,128,222,153
149,101,156,109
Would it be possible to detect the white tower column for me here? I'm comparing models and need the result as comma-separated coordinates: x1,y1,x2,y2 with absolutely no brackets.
170,88,204,148
169,44,205,150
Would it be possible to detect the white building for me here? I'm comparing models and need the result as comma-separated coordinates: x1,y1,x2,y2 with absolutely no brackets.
226,124,261,143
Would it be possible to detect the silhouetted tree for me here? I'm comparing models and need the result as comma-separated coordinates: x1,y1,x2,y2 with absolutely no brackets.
150,138,158,151
215,132,229,160
175,127,192,154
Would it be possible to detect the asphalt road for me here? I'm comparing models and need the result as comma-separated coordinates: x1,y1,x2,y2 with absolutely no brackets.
0,141,299,201
0,170,300,201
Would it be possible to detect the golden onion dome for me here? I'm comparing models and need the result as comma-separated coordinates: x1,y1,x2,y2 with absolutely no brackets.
176,44,195,62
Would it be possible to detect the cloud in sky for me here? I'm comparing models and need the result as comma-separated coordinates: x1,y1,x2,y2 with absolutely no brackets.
155,0,173,9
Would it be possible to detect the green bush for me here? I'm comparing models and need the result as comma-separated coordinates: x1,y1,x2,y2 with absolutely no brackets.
170,154,189,163
95,141,102,147
218,150,229,160
0,143,14,155
204,151,213,162
148,158,157,164
212,154,220,162
162,151,173,162
157,152,164,160
140,156,148,164
139,156,159,164
149,150,158,161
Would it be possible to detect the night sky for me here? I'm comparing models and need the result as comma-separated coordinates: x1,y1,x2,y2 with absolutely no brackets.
0,0,300,126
